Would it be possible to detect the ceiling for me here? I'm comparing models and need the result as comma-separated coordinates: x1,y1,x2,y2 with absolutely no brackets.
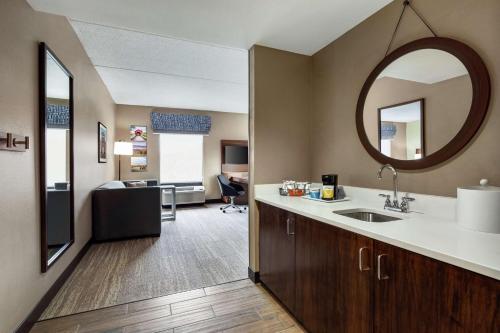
70,21,249,113
27,0,393,113
379,49,469,84
27,0,391,55
47,53,70,100
380,100,422,123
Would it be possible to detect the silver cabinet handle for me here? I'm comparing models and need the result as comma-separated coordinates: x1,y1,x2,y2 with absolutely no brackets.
377,254,389,280
286,218,295,235
358,247,370,271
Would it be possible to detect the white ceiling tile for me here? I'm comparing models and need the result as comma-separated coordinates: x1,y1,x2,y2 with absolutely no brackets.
96,67,248,113
70,21,248,84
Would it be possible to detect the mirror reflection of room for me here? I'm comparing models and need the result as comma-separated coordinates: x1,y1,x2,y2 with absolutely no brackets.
45,51,72,262
364,49,473,161
378,99,423,160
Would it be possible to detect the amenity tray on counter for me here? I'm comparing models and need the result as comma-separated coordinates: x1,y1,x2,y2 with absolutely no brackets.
301,195,350,203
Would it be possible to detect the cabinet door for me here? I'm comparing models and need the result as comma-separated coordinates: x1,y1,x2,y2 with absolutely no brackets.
258,203,295,312
373,241,500,332
295,216,373,333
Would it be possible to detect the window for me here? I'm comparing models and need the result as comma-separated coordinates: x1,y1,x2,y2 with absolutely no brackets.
46,128,69,187
159,134,203,184
380,139,391,157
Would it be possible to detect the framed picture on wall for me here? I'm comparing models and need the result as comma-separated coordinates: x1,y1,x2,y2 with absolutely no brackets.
131,156,148,172
129,125,148,171
98,122,107,163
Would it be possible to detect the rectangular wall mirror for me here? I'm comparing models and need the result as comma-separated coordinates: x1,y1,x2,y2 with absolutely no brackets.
39,42,74,272
378,99,425,160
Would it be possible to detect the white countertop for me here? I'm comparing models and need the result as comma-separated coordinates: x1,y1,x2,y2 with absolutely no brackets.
255,184,500,280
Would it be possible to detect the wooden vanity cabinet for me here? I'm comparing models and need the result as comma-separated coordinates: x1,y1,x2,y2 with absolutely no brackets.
373,241,442,332
373,241,500,333
258,203,296,313
295,214,373,333
257,202,500,333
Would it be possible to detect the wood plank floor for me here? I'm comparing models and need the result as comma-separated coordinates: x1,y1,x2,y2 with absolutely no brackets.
31,279,305,333
41,204,249,319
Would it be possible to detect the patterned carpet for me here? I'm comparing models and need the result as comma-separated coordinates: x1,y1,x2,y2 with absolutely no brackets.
40,204,249,319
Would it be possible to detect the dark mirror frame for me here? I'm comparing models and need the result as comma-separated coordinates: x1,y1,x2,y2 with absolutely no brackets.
377,98,425,159
356,37,491,170
39,42,75,273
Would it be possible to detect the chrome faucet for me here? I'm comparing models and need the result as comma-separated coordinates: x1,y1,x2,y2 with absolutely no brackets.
377,164,399,208
377,164,415,213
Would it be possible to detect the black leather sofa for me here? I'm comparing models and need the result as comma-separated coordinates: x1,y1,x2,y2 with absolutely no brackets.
47,189,71,246
92,181,161,242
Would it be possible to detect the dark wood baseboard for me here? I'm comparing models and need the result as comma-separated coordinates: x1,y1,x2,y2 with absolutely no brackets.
248,267,260,283
15,240,92,333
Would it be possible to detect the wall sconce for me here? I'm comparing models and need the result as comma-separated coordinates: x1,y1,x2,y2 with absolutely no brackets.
0,131,30,152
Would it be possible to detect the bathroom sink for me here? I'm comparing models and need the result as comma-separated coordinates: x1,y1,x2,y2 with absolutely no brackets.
333,208,401,223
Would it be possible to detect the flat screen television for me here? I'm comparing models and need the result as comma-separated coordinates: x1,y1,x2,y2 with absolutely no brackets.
225,146,248,164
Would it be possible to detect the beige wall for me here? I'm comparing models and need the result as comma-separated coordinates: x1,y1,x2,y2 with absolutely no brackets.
364,75,472,155
249,45,312,271
311,0,500,196
0,1,116,332
389,122,408,160
115,105,248,200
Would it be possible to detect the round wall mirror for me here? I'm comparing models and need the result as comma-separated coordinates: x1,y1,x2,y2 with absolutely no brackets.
356,37,490,170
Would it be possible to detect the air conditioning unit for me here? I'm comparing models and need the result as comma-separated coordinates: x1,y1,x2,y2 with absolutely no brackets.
162,185,205,205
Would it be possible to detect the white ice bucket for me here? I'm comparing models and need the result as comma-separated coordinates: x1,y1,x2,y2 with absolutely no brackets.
457,179,500,234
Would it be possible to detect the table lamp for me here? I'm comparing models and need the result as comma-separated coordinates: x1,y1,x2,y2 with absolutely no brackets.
415,148,422,159
114,141,133,180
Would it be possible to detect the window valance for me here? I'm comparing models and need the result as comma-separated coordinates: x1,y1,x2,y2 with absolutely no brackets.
151,112,211,135
47,104,70,129
380,122,397,140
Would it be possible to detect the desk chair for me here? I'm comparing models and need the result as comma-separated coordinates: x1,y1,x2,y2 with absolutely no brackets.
217,175,247,213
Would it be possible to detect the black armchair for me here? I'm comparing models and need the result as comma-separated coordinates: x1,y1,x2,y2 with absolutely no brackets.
217,175,247,213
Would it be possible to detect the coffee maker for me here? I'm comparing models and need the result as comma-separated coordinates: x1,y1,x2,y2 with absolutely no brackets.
321,174,338,200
